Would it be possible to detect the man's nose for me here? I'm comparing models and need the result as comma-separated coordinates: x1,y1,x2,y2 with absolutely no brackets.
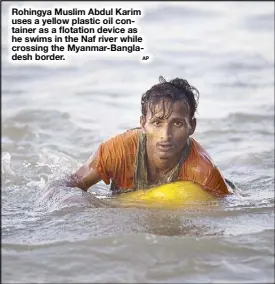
160,125,172,140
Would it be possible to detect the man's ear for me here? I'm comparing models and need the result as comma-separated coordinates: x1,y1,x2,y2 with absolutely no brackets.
140,115,146,133
189,117,196,136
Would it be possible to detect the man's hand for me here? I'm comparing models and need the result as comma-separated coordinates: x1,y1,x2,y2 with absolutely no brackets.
66,150,102,191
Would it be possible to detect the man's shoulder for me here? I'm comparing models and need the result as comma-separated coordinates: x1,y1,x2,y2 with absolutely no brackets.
102,127,141,149
179,137,223,185
189,137,217,169
114,127,141,142
182,138,229,196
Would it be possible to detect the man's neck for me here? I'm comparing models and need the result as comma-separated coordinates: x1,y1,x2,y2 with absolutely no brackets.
145,144,180,183
147,153,178,173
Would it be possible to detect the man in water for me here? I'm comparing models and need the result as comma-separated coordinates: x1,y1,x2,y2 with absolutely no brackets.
67,76,234,197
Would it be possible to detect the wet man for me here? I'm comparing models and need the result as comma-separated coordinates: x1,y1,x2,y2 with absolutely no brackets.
67,76,234,197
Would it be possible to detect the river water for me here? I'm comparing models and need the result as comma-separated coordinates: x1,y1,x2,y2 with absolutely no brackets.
2,1,274,283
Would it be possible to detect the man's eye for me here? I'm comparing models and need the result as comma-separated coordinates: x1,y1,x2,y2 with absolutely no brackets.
174,121,183,126
153,121,161,126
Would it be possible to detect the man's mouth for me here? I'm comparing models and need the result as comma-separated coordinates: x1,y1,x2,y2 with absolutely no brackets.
157,143,173,152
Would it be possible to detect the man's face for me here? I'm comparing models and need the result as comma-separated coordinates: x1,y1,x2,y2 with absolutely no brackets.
140,98,196,160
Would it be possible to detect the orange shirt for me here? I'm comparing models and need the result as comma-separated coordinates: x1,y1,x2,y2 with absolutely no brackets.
95,128,232,197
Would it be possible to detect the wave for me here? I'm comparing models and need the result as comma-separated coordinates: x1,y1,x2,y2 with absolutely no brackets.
227,112,274,122
2,227,274,251
243,12,274,31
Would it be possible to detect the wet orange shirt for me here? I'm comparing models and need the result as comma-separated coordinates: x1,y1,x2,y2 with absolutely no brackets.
95,128,232,197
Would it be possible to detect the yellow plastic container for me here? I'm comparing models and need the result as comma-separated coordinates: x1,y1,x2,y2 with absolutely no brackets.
115,181,216,209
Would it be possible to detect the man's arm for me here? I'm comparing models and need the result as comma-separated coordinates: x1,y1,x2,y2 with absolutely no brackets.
66,150,102,191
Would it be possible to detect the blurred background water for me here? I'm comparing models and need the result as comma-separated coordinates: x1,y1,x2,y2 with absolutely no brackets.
1,1,274,283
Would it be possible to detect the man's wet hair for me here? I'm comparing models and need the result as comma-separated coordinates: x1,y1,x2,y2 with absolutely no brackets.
141,76,200,119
